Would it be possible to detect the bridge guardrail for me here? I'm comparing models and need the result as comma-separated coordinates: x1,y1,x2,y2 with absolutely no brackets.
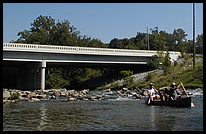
3,43,180,58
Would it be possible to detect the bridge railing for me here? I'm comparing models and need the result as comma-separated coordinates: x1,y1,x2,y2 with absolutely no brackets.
3,43,181,57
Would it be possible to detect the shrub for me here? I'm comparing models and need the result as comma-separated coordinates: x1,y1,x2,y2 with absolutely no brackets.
146,73,152,81
8,93,20,100
120,70,133,79
147,56,160,70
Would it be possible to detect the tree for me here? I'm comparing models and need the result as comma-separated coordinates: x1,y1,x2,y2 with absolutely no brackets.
196,33,203,54
15,15,81,46
46,69,69,89
120,70,134,86
172,28,188,53
147,55,160,70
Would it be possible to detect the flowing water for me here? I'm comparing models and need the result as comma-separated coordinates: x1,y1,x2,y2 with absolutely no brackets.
3,94,203,131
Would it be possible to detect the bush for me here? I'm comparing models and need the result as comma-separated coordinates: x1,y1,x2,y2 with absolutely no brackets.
147,56,160,70
8,93,20,100
137,83,148,89
110,82,122,90
146,73,152,81
120,70,133,79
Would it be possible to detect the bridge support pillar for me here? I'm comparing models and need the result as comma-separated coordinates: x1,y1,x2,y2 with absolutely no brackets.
41,60,46,91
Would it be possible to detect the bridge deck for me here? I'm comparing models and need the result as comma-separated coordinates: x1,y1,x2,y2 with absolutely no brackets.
3,43,180,57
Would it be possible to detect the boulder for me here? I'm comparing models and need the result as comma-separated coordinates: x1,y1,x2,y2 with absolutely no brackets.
19,97,29,101
31,98,40,102
19,92,27,97
83,98,89,101
60,92,67,97
30,92,36,97
67,90,76,96
90,96,98,99
24,91,31,95
59,88,67,92
35,94,47,99
126,90,131,94
104,91,113,95
117,90,121,94
68,97,76,101
72,93,79,97
96,95,103,98
135,94,142,99
3,91,11,99
80,90,88,95
54,91,61,97
104,89,111,92
122,88,128,91
51,95,56,99
91,98,97,101
42,90,49,94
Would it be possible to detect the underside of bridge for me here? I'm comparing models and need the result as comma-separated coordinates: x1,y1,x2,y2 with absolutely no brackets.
3,61,42,90
3,60,149,90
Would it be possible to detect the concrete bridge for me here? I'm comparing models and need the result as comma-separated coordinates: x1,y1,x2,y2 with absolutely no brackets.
3,43,181,90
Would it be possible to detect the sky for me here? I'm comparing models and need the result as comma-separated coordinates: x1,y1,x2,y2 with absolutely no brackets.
3,3,203,44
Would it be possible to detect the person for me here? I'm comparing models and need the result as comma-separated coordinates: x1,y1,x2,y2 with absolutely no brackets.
169,82,181,100
158,88,167,101
147,83,158,101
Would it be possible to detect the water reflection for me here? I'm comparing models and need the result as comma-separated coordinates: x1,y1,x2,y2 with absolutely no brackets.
150,106,156,130
37,103,48,131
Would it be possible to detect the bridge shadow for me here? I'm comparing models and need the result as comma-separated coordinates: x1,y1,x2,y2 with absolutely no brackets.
3,60,149,90
65,64,150,90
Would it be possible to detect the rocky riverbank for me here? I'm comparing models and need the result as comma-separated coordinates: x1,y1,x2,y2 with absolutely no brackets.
3,87,147,103
3,87,203,103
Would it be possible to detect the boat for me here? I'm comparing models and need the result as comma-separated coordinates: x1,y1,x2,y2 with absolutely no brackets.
146,97,192,107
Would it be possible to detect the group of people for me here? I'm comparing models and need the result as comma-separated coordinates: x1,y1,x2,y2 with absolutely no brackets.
147,82,183,101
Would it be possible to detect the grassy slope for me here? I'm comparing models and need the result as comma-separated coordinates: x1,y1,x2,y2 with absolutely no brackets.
134,57,203,89
98,56,203,90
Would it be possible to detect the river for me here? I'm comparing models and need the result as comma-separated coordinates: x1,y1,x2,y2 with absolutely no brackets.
3,94,203,131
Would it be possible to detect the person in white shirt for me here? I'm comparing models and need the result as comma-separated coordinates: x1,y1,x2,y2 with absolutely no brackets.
147,83,158,101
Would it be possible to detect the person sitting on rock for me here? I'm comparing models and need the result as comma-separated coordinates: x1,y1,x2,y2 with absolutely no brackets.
147,83,158,101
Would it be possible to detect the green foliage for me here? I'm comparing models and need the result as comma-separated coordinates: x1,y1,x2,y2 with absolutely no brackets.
157,51,171,74
110,82,123,90
120,70,133,79
146,73,152,82
196,33,203,54
137,83,148,89
147,56,160,70
119,70,134,87
184,83,203,88
8,93,20,100
135,58,203,89
46,69,70,89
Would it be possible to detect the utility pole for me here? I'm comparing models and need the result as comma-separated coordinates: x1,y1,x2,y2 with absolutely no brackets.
147,27,150,50
193,3,196,70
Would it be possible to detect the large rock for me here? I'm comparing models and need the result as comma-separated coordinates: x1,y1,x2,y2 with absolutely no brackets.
68,97,76,101
104,89,111,92
72,93,79,97
80,89,89,95
122,88,128,91
60,92,67,97
54,91,61,97
30,98,40,102
35,94,47,99
3,91,11,99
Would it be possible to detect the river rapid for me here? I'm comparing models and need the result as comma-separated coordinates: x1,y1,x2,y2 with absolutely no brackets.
3,92,203,131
